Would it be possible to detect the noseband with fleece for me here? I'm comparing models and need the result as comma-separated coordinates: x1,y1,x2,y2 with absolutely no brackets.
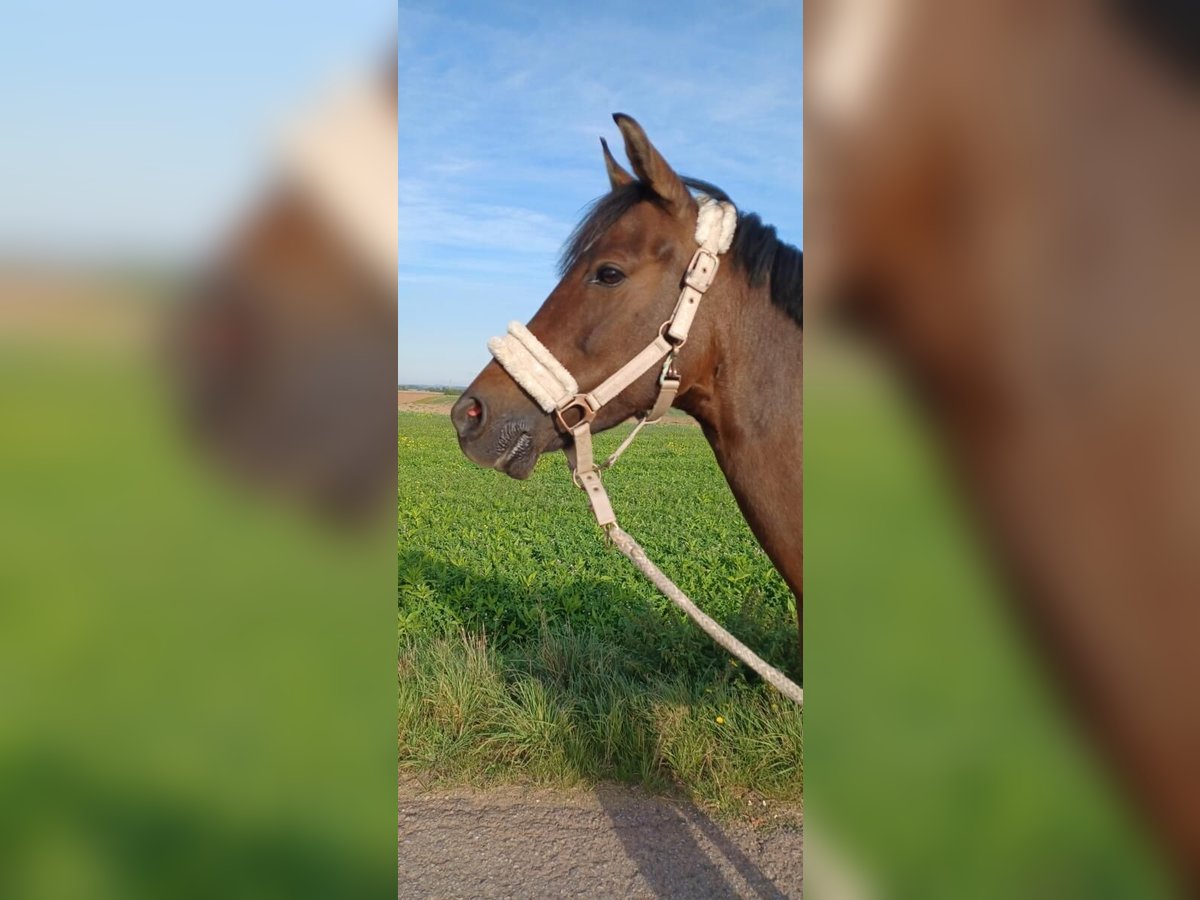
487,322,578,413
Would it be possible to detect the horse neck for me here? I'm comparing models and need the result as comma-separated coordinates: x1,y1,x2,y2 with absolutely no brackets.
836,27,1200,876
677,275,804,599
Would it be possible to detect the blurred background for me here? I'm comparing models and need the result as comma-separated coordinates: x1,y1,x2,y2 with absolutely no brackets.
0,2,397,897
805,336,1173,898
805,0,1196,896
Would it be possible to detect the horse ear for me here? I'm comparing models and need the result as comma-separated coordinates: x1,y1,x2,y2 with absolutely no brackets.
612,113,696,219
600,137,634,190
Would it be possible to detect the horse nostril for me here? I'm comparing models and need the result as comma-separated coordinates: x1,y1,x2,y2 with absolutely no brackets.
451,394,486,438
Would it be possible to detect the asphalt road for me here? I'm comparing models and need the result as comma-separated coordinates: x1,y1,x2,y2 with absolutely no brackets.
398,782,802,899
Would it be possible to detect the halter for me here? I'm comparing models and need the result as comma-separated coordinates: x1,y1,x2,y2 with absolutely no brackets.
487,195,737,529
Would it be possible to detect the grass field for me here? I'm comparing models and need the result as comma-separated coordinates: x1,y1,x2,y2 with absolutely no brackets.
397,411,803,817
0,329,396,897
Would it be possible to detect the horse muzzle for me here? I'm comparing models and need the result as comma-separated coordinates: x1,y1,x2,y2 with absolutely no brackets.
451,391,547,480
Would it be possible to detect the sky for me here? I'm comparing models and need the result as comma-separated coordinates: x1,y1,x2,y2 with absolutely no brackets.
397,1,803,386
0,0,393,263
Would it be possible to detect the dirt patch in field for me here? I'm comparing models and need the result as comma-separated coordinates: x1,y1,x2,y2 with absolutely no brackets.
0,272,156,349
398,390,457,413
398,780,801,898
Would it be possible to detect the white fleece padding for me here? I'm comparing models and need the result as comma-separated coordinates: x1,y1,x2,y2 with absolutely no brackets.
694,195,737,254
280,73,397,286
487,321,578,412
809,0,901,128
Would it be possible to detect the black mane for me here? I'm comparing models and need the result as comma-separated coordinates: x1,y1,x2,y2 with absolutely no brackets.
558,177,803,328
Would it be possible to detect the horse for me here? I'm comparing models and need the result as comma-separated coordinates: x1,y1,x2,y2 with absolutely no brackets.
808,0,1200,887
451,114,804,656
171,57,398,522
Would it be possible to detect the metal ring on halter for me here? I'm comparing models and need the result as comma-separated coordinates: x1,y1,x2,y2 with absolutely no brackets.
658,320,687,349
555,393,598,433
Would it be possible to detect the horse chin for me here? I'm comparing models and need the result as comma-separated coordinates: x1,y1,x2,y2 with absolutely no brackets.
501,458,536,480
492,428,538,480
497,443,538,480
497,422,568,479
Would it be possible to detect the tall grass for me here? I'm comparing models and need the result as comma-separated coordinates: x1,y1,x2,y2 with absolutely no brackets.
398,627,802,818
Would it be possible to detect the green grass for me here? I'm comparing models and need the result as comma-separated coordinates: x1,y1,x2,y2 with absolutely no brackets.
397,411,801,815
0,337,396,898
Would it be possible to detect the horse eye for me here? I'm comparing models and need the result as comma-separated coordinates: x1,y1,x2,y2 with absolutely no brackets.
594,265,625,286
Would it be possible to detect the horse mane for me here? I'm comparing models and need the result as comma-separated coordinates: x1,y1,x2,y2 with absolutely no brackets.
558,177,803,328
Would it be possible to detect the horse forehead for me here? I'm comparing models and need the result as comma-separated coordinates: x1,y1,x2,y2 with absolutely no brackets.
600,203,684,256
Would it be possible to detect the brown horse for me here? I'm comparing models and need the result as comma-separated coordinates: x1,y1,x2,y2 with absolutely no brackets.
452,114,804,652
171,58,398,522
808,0,1200,887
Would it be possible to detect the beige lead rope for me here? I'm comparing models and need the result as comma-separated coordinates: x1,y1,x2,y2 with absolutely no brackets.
607,526,805,706
489,196,803,708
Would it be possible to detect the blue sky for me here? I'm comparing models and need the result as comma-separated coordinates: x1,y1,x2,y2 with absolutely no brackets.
0,1,392,262
398,1,803,386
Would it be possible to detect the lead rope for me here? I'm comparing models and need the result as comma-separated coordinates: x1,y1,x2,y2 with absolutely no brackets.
608,527,805,706
489,196,803,708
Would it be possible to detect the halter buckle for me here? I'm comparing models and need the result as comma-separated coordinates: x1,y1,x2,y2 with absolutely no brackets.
555,393,598,433
684,248,719,292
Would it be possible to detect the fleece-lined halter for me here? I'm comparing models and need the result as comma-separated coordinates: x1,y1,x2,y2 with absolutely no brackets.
487,195,737,529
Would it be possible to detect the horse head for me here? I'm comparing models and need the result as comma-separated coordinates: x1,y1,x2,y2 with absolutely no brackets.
452,114,719,479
